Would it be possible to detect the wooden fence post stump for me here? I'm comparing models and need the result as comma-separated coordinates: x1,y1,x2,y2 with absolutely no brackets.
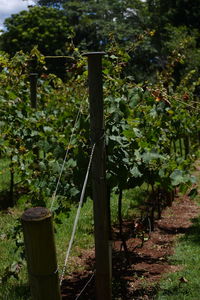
21,207,61,300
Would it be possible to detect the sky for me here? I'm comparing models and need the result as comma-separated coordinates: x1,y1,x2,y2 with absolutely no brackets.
0,0,35,31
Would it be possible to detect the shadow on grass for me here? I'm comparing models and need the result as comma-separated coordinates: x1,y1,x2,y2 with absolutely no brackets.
179,216,200,244
0,190,12,209
156,216,200,299
0,282,30,300
157,284,191,298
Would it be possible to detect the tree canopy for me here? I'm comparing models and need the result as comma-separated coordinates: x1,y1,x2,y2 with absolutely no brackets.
33,0,147,47
0,6,69,56
1,0,200,82
147,0,200,29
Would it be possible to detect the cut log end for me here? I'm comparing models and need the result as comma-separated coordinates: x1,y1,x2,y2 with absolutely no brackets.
21,207,51,222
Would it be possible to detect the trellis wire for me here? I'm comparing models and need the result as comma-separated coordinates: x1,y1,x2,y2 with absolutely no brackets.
173,98,200,111
59,143,96,285
75,271,95,300
50,109,81,212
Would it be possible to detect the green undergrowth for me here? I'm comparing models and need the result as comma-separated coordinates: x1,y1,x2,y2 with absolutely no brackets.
0,158,21,192
0,208,30,300
0,158,11,192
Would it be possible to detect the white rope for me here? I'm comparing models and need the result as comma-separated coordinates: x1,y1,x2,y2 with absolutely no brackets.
50,109,81,212
59,143,96,285
75,271,95,300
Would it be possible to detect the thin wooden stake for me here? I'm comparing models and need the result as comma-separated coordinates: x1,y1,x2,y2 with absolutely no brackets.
21,207,61,300
30,72,38,109
83,52,112,300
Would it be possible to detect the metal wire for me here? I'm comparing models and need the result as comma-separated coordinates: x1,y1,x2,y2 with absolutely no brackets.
74,271,95,300
59,143,96,285
50,109,81,212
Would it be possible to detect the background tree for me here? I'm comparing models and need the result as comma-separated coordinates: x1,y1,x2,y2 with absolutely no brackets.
0,6,70,78
33,0,156,81
2,0,200,82
145,0,200,84
33,0,148,48
147,0,200,30
2,0,152,81
1,6,70,55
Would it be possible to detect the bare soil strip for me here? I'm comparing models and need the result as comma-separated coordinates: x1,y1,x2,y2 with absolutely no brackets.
61,193,200,299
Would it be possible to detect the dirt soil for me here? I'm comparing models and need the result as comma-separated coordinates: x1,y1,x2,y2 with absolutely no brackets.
61,191,200,300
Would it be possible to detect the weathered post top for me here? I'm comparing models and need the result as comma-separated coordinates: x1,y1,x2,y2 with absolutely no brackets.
21,207,51,222
29,73,38,77
82,51,106,57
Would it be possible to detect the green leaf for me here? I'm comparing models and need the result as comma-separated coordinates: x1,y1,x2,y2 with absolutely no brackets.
130,166,142,178
110,55,118,59
70,186,79,197
141,151,165,163
188,188,198,199
170,169,185,186
66,158,77,168
43,126,53,132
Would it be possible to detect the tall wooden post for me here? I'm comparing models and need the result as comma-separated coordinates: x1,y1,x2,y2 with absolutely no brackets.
30,72,38,109
83,52,112,300
29,57,38,109
29,61,39,158
21,207,61,300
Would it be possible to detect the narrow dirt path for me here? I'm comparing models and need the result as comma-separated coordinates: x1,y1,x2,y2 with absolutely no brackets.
117,194,200,299
61,182,200,299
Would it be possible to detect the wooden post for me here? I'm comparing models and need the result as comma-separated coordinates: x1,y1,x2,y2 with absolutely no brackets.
9,154,14,207
83,52,112,300
30,72,38,109
21,207,61,300
29,56,38,109
184,135,190,159
29,60,39,159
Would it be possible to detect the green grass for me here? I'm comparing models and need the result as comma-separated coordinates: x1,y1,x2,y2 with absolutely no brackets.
0,209,21,274
110,187,146,223
155,161,200,300
55,198,95,273
0,280,30,300
156,215,200,300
